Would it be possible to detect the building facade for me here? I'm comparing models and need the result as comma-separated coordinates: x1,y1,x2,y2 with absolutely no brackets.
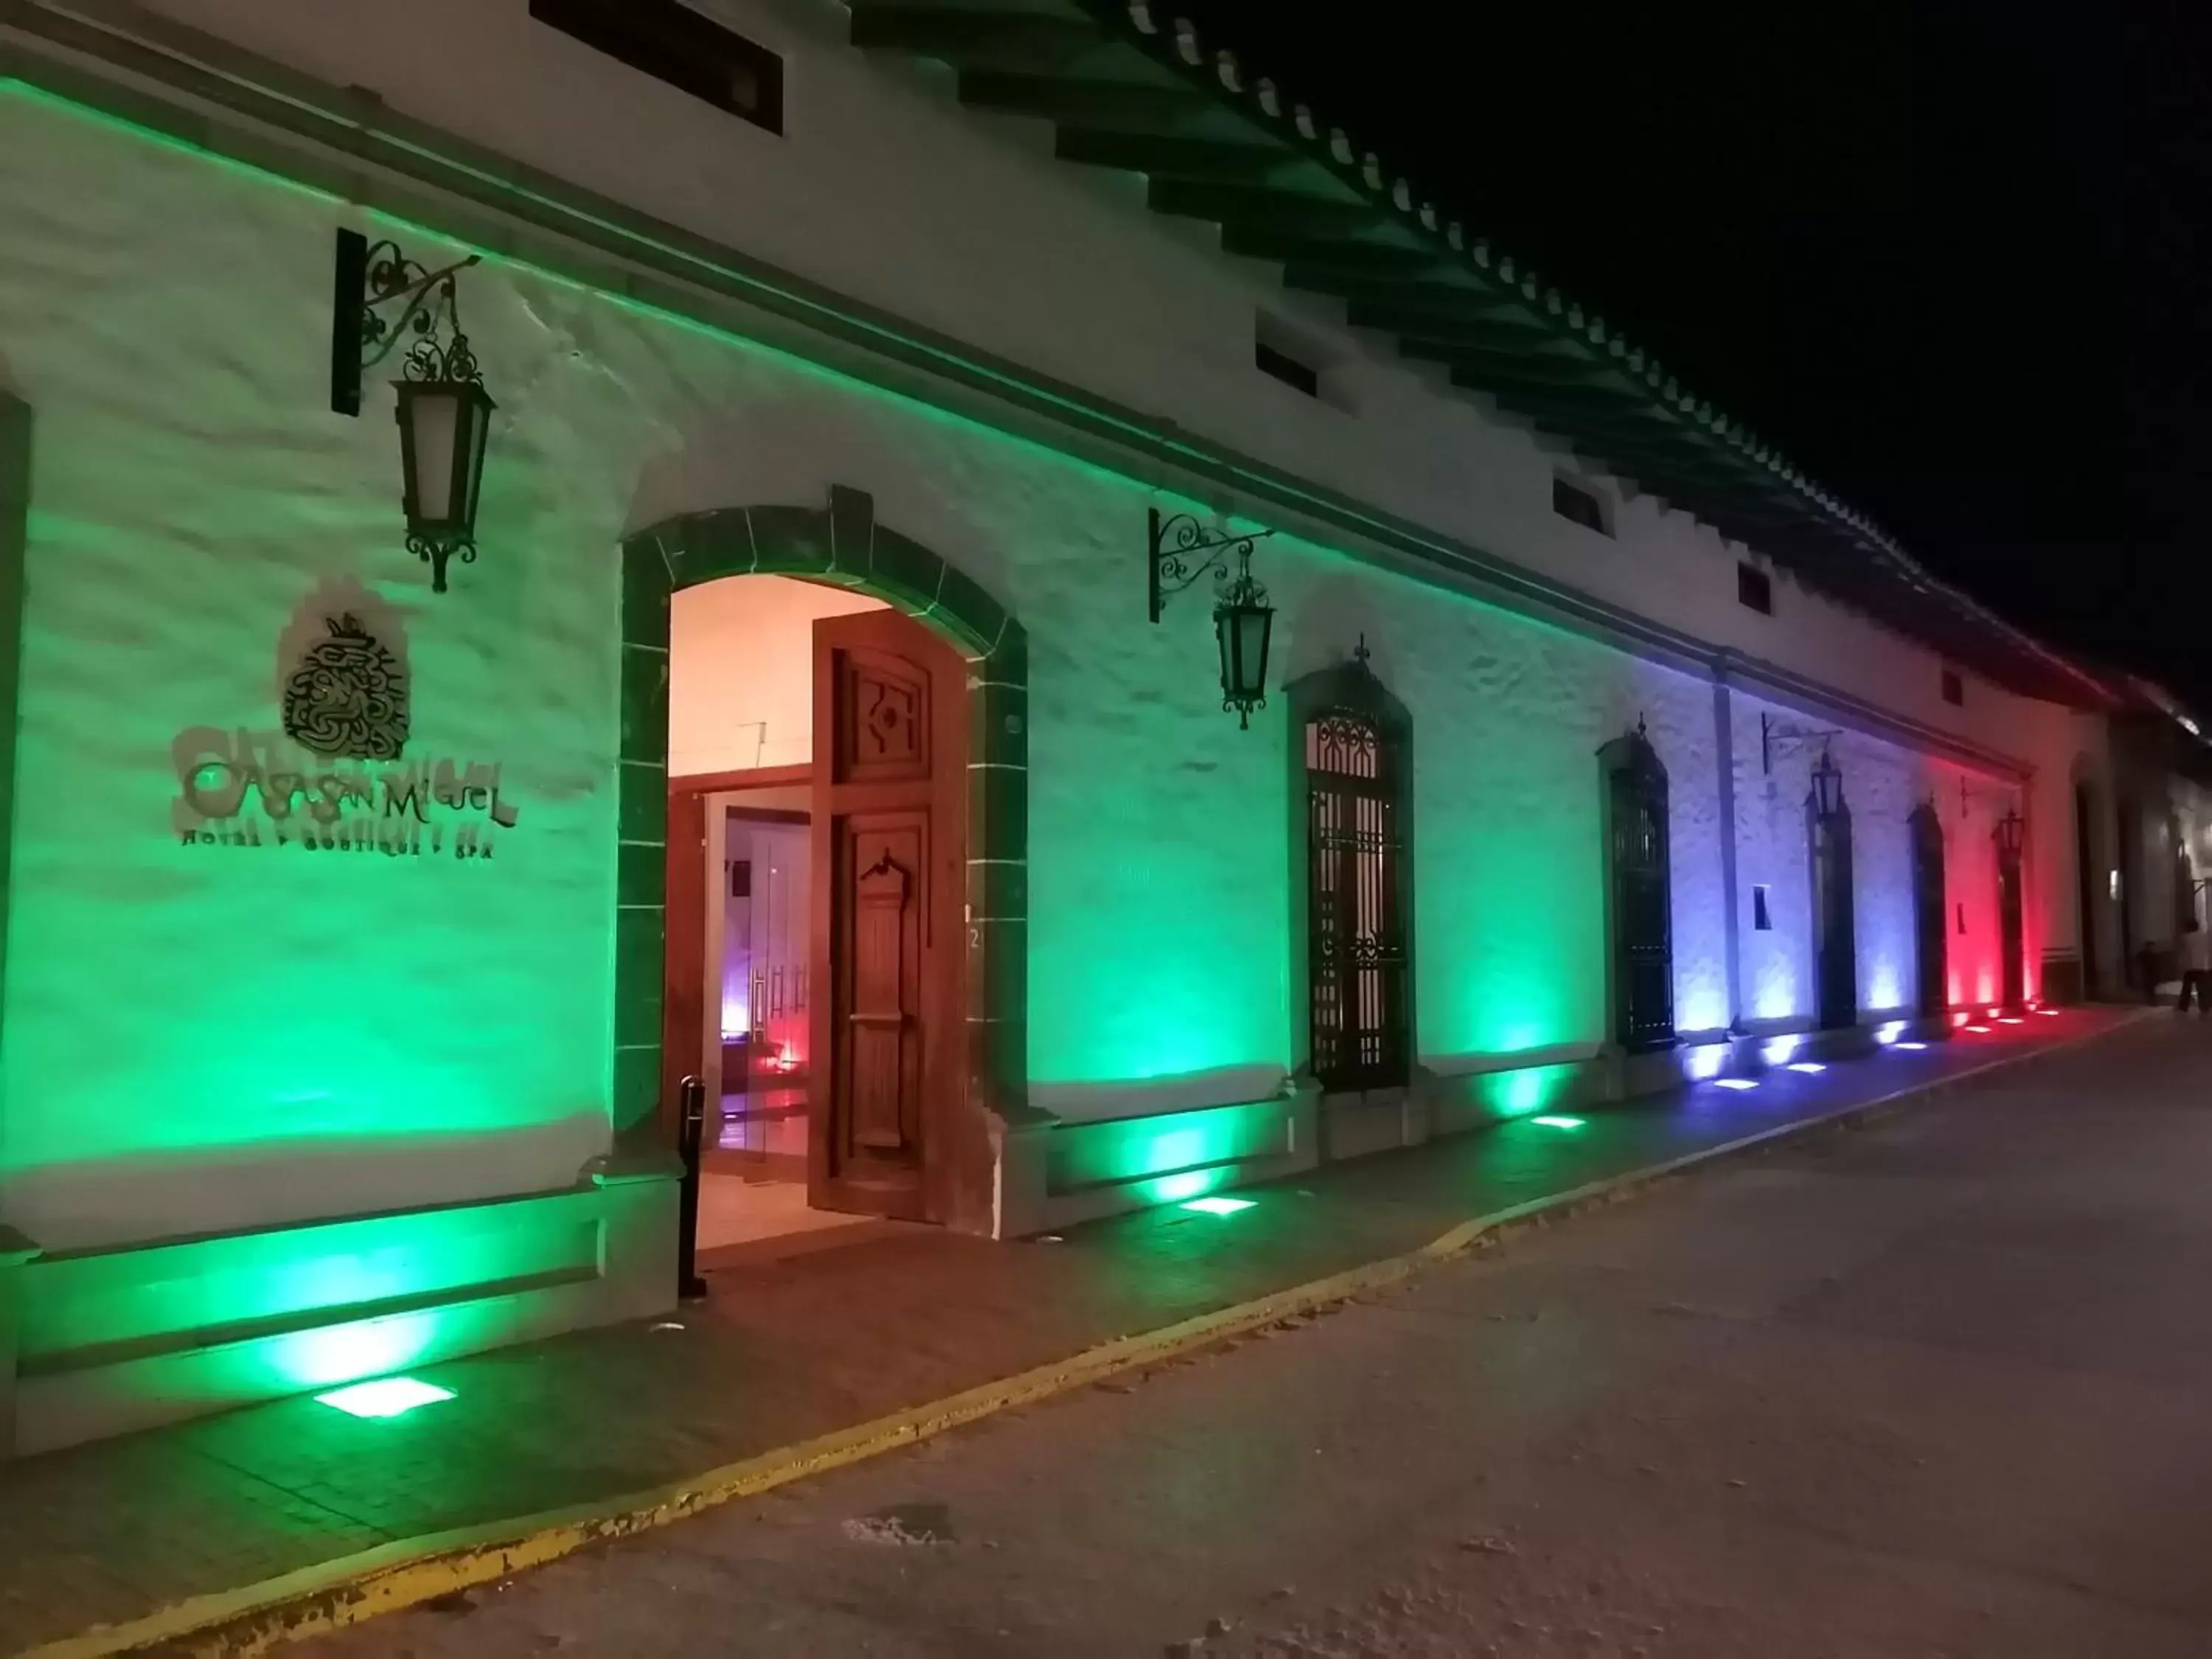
0,0,2187,1453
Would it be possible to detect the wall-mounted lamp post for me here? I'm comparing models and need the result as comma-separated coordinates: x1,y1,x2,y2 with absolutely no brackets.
1994,807,2025,860
331,229,495,594
1809,745,1848,818
1149,509,1277,728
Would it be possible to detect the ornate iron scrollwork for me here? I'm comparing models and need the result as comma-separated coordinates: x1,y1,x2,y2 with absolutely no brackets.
1147,509,1278,622
361,240,481,381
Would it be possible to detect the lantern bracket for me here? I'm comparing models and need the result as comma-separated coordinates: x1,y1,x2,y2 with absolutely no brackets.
1148,508,1277,623
330,228,482,417
1760,712,1840,776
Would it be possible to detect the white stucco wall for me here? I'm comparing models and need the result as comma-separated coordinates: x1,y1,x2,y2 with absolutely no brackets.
131,0,2089,770
0,58,2091,1254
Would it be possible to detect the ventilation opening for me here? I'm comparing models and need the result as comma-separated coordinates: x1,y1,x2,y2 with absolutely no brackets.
1737,563,1773,615
1552,478,1609,537
1941,668,1964,706
1255,337,1320,398
1752,885,1773,931
1957,901,1967,936
531,0,785,133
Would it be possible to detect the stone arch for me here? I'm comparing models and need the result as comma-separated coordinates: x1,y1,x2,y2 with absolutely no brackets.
612,486,1026,1234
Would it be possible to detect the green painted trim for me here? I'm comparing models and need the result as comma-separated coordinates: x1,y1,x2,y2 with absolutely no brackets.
0,14,2051,771
617,490,1028,1224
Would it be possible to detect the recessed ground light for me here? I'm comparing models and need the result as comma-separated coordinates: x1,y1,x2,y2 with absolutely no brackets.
315,1377,456,1419
1712,1078,1759,1091
1997,1017,2024,1025
1531,1116,1586,1130
1963,1024,1992,1034
2035,1008,2059,1016
1894,1040,1928,1051
1786,1062,1826,1074
1180,1196,1255,1217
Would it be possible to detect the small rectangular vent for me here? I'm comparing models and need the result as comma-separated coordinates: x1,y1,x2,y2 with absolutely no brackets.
1552,478,1609,536
1941,668,1964,706
1737,563,1773,615
1255,338,1320,397
1753,885,1773,931
531,0,784,134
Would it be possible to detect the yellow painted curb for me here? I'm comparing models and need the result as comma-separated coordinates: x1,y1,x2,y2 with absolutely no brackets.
24,1011,2149,1658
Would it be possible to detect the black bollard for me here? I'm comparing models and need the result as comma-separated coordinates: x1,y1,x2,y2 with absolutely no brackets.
675,1074,710,1300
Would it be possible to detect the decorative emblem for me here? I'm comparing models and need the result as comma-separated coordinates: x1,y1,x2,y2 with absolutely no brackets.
282,613,409,759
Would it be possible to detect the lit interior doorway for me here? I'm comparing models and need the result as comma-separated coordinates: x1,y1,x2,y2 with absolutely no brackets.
666,572,967,1262
668,574,878,1260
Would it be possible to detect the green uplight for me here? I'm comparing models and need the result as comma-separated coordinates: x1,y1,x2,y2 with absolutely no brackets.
1180,1195,1255,1216
1529,1115,1585,1130
314,1377,456,1419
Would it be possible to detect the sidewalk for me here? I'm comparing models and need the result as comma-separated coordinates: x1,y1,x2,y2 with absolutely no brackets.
0,1007,2142,1656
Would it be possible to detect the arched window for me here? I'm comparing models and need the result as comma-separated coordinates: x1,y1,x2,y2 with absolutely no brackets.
1290,650,1412,1093
1600,722,1674,1051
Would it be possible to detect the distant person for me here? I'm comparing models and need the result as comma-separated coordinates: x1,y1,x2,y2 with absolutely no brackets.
2181,917,2212,1015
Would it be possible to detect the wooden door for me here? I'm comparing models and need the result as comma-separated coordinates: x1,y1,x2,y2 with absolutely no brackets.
1998,847,2025,1009
1910,803,1947,1017
810,611,965,1220
1811,804,1858,1031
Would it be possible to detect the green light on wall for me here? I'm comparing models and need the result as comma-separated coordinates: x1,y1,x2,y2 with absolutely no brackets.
314,1376,455,1419
1141,1167,1228,1206
1180,1195,1255,1216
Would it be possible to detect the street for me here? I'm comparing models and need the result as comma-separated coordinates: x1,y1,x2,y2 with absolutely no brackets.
309,1019,2212,1659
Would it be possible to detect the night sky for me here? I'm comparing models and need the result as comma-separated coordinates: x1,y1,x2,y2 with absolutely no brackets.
1175,1,2207,705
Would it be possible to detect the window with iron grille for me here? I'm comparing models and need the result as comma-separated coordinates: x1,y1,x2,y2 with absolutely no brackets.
1295,654,1412,1093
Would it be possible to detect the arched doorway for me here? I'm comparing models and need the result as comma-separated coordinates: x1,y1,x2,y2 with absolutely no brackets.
1599,721,1674,1051
1910,799,1947,1018
1807,751,1857,1031
1998,820,2027,1011
2073,780,2100,999
616,487,1025,1237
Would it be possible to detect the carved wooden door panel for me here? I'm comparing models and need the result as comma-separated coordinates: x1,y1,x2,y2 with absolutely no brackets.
810,611,965,1221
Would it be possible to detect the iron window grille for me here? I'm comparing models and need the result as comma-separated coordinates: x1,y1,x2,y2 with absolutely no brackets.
1603,724,1674,1051
1295,651,1412,1093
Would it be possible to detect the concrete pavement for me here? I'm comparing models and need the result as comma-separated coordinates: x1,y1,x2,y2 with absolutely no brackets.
0,1008,2140,1655
302,1014,2212,1659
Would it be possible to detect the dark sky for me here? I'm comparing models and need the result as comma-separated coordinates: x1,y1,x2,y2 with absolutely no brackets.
1176,1,2207,704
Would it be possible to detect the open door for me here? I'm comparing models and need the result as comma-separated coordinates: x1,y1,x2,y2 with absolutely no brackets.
809,610,966,1221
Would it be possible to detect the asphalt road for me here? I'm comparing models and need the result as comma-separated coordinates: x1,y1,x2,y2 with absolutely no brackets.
311,1017,2212,1658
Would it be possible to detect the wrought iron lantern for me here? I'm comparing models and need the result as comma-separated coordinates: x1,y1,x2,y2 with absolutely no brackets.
1809,745,1847,818
1994,806,2025,859
331,229,495,594
1149,508,1277,728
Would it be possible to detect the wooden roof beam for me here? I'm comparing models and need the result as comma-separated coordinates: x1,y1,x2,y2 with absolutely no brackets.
1222,226,1451,278
956,70,1218,133
849,5,1108,73
1054,128,1308,185
1150,180,1384,238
